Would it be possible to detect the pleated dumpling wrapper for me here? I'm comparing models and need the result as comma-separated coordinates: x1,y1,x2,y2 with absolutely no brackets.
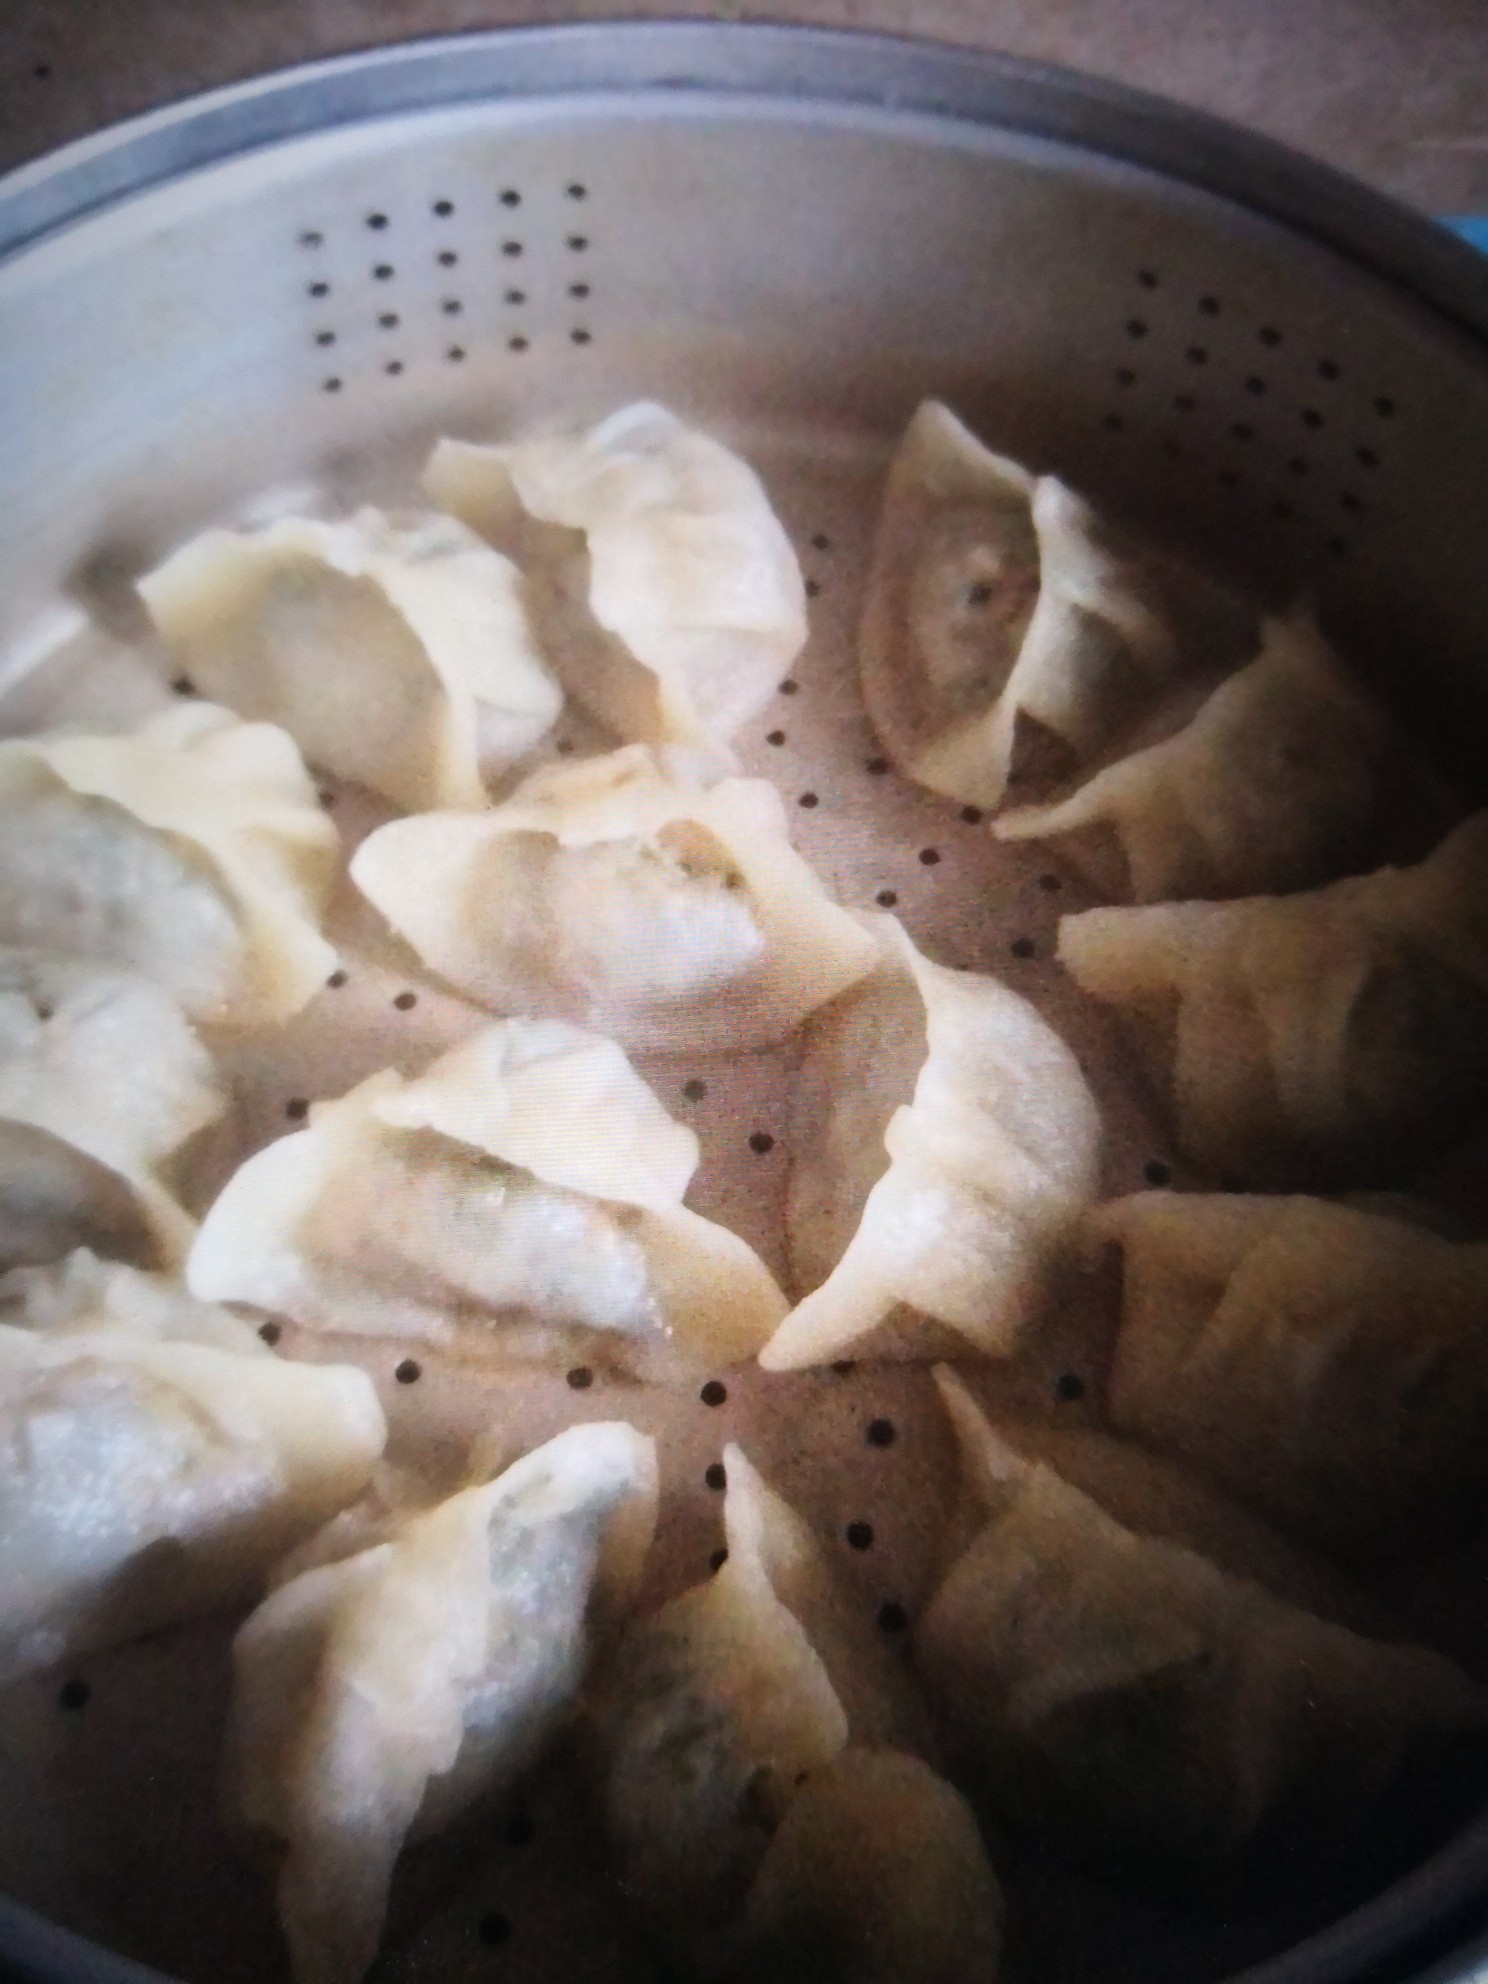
934,1405,1385,1637
914,1367,1487,1880
597,1444,1002,1979
187,1017,787,1376
0,1249,385,1682
710,1749,1004,1984
759,915,1100,1369
226,1421,658,1984
424,401,806,749
996,612,1425,903
1097,1190,1488,1568
139,507,562,812
0,702,339,1027
858,399,1184,810
350,744,878,1053
0,946,226,1270
1058,811,1488,1186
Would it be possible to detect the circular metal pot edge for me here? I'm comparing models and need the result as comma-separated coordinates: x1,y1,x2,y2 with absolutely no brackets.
0,1892,177,1984
2,19,1488,352
1231,1816,1488,1984
2,20,1488,1984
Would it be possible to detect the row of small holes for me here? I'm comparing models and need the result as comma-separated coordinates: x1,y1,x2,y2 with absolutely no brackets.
302,191,591,385
1112,394,1371,491
1122,382,1381,468
804,535,829,614
272,1339,1138,1410
708,598,813,1177
699,1459,888,1584
297,184,584,247
314,259,588,281
321,351,464,392
768,626,1057,925
1116,269,1399,556
1118,367,1379,435
799,746,1049,936
1129,435,1354,550
258,1320,427,1393
1113,369,1378,461
715,1399,889,1620
1130,269,1398,416
470,1833,541,1984
477,1683,526,1941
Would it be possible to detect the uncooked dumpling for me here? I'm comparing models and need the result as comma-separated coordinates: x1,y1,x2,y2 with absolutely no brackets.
944,1402,1382,1635
0,703,339,1027
425,402,806,748
914,1368,1486,1879
0,1250,385,1680
227,1421,657,1984
0,1244,263,1349
351,744,878,1053
1097,1190,1488,1566
140,508,562,811
759,916,1100,1369
1057,812,1488,1185
0,947,226,1269
996,613,1419,901
859,400,1182,809
188,1018,787,1376
713,1748,1004,1984
598,1444,992,1974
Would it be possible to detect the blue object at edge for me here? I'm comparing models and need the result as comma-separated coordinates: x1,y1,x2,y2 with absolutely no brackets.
1442,215,1488,254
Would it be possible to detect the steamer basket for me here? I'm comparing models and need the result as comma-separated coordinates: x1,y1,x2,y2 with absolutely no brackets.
3,24,1488,1984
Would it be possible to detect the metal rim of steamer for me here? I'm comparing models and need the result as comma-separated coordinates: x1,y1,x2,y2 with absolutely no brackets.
1,21,1487,1984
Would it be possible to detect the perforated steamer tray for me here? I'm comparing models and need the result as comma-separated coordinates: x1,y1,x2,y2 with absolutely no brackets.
6,25,1488,1984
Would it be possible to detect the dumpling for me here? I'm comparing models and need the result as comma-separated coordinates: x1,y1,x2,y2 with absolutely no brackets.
597,1444,997,1974
227,1422,657,1984
261,1461,435,1594
1097,1190,1488,1567
914,1367,1487,1880
1057,812,1488,1185
139,507,562,811
0,946,226,1269
0,1244,263,1349
424,402,806,748
759,916,1100,1369
0,1249,385,1680
187,1017,787,1376
0,703,339,1026
350,744,878,1052
949,1406,1383,1635
995,613,1422,902
712,1748,1004,1984
0,1122,171,1275
599,1445,924,1941
858,400,1183,810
